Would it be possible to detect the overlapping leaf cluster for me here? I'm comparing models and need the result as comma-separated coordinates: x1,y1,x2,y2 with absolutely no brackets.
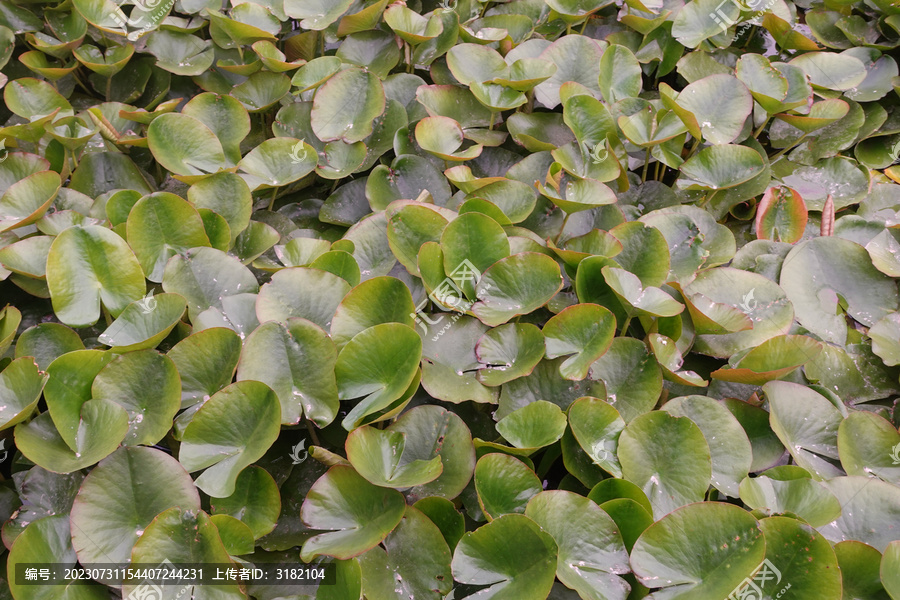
1,0,900,598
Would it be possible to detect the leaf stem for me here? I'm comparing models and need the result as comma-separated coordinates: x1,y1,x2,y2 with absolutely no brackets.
304,418,320,446
268,186,279,211
768,134,807,162
620,315,632,336
641,147,651,182
752,116,769,139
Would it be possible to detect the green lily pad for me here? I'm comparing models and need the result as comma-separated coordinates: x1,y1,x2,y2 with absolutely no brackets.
739,472,842,527
3,77,73,121
675,75,753,145
13,322,84,370
677,145,767,191
543,304,616,380
789,52,867,91
710,334,823,385
475,453,542,520
8,516,108,600
126,192,211,281
73,43,133,77
389,405,477,501
0,357,48,431
167,327,242,407
534,35,604,109
181,92,250,165
764,381,843,480
368,155,451,211
346,424,443,489
630,502,765,599
90,349,181,446
124,507,243,599
238,137,317,189
0,170,61,233
188,173,252,243
147,112,228,176
755,516,842,600
311,67,385,144
602,266,684,318
210,465,281,538
415,116,483,162
70,446,200,564
236,318,338,427
384,4,443,44
0,303,20,356
780,236,899,345
495,400,567,451
755,185,808,243
162,247,258,321
567,396,625,477
256,267,351,330
475,323,544,386
0,234,52,278
838,411,900,485
684,267,794,357
587,337,662,423
661,395,752,497
330,276,416,349
525,490,630,600
451,514,558,600
471,253,563,327
618,410,712,518
883,541,900,600
15,400,128,473
335,322,422,430
145,30,215,76
178,380,282,497
283,0,354,30
736,54,790,113
358,506,453,600
46,225,145,327
300,465,406,561
818,476,900,552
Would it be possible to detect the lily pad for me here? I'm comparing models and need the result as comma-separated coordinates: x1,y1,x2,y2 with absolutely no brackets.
178,380,282,497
